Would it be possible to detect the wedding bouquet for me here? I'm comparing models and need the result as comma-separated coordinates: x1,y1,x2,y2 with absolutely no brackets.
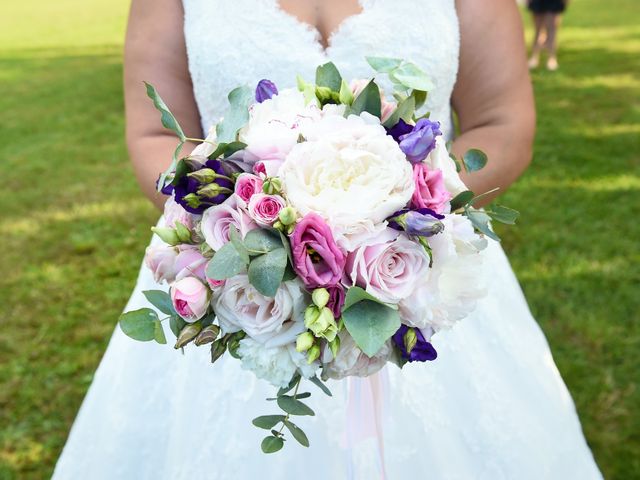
120,57,518,453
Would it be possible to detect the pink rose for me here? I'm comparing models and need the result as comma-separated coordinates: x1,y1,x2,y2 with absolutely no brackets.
345,228,431,303
144,245,178,283
234,173,264,208
200,196,258,251
290,213,346,288
174,245,207,281
170,277,210,322
205,276,225,290
350,79,396,123
252,159,284,177
248,194,286,226
163,196,196,229
410,164,451,214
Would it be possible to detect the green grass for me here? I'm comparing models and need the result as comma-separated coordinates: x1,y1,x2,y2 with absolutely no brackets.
0,0,638,478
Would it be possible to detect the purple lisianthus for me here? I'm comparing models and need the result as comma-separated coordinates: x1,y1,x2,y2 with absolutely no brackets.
386,118,414,142
290,213,346,289
255,79,278,103
397,119,442,164
174,158,234,214
392,325,437,362
388,208,445,237
326,285,346,319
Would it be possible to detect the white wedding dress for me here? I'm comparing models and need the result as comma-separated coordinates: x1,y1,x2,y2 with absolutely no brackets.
53,1,603,479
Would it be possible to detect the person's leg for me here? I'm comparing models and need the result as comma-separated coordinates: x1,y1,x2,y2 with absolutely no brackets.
544,13,562,70
528,13,546,69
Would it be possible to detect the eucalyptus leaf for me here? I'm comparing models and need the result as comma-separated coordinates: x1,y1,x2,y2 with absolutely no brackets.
119,308,159,342
248,248,288,297
169,314,186,338
350,80,382,118
450,190,475,211
382,95,415,128
216,85,254,143
309,376,332,397
365,56,403,73
389,62,434,92
244,229,283,254
157,141,184,192
465,208,500,241
142,290,175,316
462,149,488,172
283,420,310,447
208,141,247,160
206,242,248,280
144,82,186,141
486,205,519,225
410,89,428,111
153,320,167,344
261,436,284,454
342,300,401,357
277,373,301,396
293,392,311,400
252,415,286,430
342,286,396,311
228,225,250,264
277,396,315,416
316,62,342,92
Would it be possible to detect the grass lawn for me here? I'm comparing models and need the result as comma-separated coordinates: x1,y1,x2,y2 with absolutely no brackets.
0,0,638,478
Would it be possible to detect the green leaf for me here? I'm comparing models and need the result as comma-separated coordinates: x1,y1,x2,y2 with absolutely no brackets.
350,80,382,118
309,376,332,397
156,141,185,192
169,314,186,338
486,205,519,225
462,149,488,172
342,286,396,311
465,208,500,241
244,229,283,255
277,396,315,416
342,301,401,357
366,56,403,73
153,320,167,344
339,79,354,105
248,248,288,297
283,420,310,447
297,75,319,106
389,62,434,92
277,373,301,396
119,308,159,342
410,89,428,111
293,392,311,400
382,95,415,128
228,225,250,264
142,290,175,315
252,415,286,430
261,436,284,454
216,85,254,143
206,242,248,280
144,82,186,141
208,141,248,160
316,62,342,92
450,190,475,211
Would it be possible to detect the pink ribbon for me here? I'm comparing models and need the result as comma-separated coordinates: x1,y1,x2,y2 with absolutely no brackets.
344,368,389,479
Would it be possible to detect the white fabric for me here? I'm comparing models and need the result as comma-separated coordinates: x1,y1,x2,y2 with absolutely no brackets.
53,0,603,478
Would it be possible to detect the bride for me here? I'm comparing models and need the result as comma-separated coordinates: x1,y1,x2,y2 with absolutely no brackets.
53,0,603,478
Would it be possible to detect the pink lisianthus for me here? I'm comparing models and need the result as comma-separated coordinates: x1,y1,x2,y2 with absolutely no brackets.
144,245,179,283
248,194,286,226
200,196,257,251
234,173,264,208
290,213,346,288
163,196,196,229
345,228,431,303
170,277,210,322
410,163,451,213
174,245,208,281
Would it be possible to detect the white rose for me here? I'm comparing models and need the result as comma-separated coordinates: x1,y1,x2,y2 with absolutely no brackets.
213,275,307,347
280,112,414,245
424,138,468,196
237,338,319,388
323,332,392,380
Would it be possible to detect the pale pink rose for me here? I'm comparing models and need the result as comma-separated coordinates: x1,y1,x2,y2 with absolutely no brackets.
345,228,431,303
200,196,258,251
350,79,396,123
144,245,178,283
234,173,264,208
170,277,210,322
247,194,286,226
205,276,225,290
163,196,196,229
174,245,207,281
410,164,452,213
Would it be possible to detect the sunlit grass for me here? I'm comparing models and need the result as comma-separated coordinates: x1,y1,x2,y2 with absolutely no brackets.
0,0,638,478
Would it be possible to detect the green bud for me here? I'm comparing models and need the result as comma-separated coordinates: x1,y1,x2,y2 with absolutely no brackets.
403,327,418,354
307,344,321,364
199,242,214,257
210,338,226,363
278,206,297,226
304,305,321,328
272,220,285,232
262,177,283,195
296,331,315,352
174,323,202,349
329,335,341,358
227,331,246,359
311,288,330,309
197,183,232,198
182,193,202,209
174,221,192,243
194,324,220,346
286,224,295,235
187,168,218,184
306,306,338,342
151,226,180,246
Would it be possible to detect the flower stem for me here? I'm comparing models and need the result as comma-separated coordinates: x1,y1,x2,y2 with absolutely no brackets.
277,376,302,436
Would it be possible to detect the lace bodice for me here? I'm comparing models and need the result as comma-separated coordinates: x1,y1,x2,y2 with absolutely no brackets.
183,0,460,137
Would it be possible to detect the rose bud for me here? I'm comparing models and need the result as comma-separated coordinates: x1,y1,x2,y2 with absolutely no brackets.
234,173,263,208
170,277,210,322
174,323,202,349
210,338,226,363
247,193,286,227
194,324,220,346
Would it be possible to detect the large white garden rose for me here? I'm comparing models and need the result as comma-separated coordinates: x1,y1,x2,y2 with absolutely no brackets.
213,275,307,347
423,138,468,196
280,111,414,245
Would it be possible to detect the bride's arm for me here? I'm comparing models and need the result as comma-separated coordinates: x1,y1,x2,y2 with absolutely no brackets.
452,0,536,205
124,0,203,210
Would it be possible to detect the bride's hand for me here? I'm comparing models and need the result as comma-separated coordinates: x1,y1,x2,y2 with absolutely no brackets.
452,0,536,206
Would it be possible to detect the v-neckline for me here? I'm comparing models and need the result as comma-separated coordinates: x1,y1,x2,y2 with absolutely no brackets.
273,0,368,55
